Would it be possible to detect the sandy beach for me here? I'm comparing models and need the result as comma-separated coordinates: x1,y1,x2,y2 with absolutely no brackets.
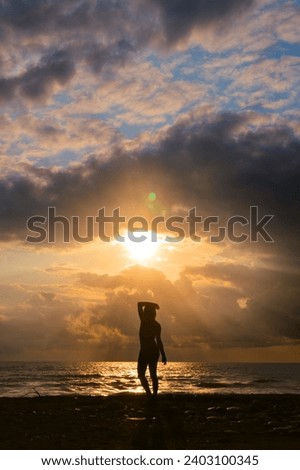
0,394,299,450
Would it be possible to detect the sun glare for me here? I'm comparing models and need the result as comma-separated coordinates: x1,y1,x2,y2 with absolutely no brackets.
124,231,161,261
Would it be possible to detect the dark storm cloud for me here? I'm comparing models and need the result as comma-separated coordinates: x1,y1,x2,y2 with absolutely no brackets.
83,39,136,74
0,49,75,103
0,0,93,34
0,77,17,102
1,111,300,259
149,0,255,46
140,112,300,258
0,0,255,37
20,49,75,100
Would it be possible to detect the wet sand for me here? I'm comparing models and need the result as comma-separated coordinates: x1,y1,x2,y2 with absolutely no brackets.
0,394,299,450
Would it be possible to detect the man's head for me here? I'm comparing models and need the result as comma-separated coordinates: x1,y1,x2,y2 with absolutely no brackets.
144,304,157,321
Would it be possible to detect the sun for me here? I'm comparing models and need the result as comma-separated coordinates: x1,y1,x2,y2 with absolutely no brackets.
124,231,161,261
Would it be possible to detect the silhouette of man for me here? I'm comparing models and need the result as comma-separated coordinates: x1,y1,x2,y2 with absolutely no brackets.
137,301,167,397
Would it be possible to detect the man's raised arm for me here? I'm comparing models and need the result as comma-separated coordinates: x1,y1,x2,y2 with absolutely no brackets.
137,301,160,319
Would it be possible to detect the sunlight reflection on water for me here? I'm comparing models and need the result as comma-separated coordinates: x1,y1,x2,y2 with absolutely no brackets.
0,361,300,397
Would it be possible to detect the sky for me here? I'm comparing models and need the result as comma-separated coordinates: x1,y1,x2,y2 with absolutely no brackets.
0,0,300,362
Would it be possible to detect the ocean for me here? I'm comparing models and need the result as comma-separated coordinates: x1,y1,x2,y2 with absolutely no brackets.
0,362,299,397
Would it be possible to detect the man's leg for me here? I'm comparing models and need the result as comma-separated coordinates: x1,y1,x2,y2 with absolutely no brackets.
138,354,151,396
149,359,159,396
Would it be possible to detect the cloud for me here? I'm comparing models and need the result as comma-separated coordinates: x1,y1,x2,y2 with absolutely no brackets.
0,1,299,362
271,3,300,44
1,263,299,361
0,0,273,106
19,49,75,101
0,264,200,360
0,49,75,103
0,110,121,174
1,110,300,263
0,1,140,104
149,0,256,48
177,263,300,347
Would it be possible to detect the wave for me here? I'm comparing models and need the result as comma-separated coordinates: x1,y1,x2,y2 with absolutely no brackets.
1,362,300,397
252,379,278,384
197,381,249,389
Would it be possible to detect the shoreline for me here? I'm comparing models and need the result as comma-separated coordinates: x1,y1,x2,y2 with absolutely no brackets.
1,393,299,450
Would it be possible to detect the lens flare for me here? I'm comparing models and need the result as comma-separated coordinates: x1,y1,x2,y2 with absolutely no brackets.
148,192,156,202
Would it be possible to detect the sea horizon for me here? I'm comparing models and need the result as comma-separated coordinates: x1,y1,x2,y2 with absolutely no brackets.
1,360,300,363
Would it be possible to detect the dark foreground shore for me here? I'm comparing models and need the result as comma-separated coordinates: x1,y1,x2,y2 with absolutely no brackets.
0,394,299,450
